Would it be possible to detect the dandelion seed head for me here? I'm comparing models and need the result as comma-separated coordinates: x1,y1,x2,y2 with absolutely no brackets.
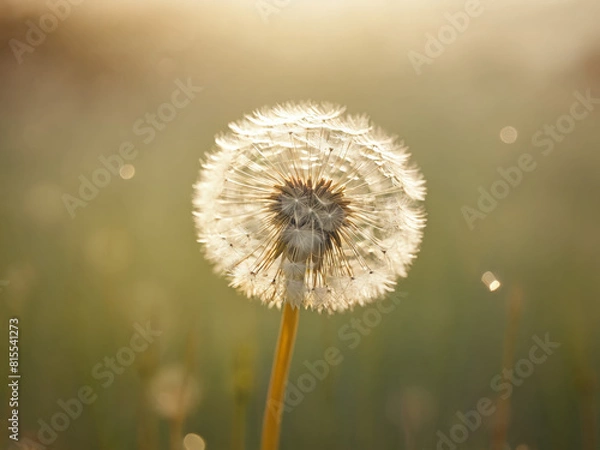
193,101,426,312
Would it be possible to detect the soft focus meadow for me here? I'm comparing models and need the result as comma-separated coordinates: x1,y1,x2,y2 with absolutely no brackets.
1,1,599,449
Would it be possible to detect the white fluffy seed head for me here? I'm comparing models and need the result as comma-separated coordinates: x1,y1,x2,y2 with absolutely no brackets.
193,101,426,313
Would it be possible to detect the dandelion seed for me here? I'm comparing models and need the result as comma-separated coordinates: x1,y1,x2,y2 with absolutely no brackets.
193,101,426,312
192,101,427,450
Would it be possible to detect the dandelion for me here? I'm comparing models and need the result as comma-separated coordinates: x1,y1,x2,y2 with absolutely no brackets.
193,101,426,450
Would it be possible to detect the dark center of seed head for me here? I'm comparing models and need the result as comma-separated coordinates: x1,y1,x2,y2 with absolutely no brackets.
268,178,350,262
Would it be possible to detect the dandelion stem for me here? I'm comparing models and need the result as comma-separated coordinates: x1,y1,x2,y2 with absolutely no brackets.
260,303,300,450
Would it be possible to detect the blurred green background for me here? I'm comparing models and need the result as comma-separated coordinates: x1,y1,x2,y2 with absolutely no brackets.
1,1,599,449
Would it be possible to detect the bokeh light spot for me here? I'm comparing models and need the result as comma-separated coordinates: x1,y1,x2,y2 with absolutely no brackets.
183,433,206,450
481,271,501,292
119,164,135,180
500,126,518,144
